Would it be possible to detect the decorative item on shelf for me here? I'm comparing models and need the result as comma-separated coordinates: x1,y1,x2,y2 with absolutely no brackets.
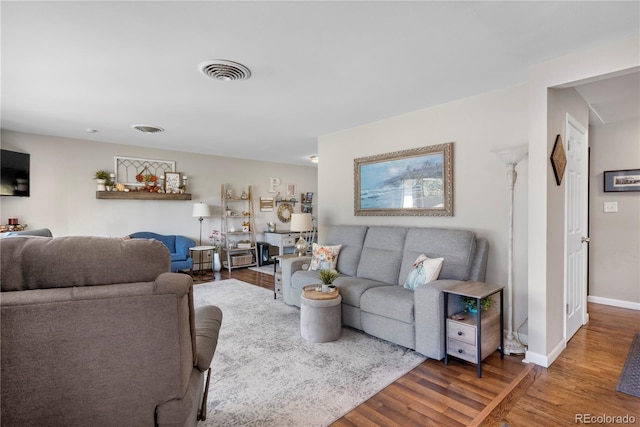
492,143,528,355
318,269,339,293
105,173,115,191
267,222,276,232
226,188,233,199
94,170,110,191
290,213,313,256
237,240,252,249
182,176,188,192
192,202,210,246
460,296,492,314
242,220,250,232
136,168,159,192
240,189,248,200
164,172,181,193
275,192,282,201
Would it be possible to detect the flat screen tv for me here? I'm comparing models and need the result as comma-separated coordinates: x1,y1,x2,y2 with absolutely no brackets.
1,149,30,197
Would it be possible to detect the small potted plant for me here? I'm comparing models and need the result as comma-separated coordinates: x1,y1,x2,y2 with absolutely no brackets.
461,296,492,314
318,269,339,293
94,170,110,191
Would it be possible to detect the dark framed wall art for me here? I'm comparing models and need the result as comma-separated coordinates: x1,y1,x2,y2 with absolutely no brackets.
354,142,453,216
603,169,640,192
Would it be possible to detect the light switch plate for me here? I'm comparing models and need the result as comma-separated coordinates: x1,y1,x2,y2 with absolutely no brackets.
604,202,618,213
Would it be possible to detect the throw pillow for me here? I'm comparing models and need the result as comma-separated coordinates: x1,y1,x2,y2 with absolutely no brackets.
403,254,444,291
309,243,342,271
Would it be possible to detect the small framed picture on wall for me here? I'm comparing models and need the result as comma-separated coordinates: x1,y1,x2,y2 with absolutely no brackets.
286,183,297,198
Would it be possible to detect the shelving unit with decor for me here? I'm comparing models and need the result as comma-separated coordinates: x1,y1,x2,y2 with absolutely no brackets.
221,184,258,271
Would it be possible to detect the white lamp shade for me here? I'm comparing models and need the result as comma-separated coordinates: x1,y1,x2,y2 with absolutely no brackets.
289,213,313,232
492,144,528,165
192,202,210,218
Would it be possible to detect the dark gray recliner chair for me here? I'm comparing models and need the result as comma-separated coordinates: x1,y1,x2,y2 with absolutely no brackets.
1,236,222,426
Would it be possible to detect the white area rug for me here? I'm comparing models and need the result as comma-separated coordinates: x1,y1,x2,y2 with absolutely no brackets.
248,264,275,275
193,279,426,427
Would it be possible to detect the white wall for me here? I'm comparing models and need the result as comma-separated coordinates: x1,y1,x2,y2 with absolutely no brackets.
318,84,530,338
527,35,639,367
0,130,317,244
589,118,640,306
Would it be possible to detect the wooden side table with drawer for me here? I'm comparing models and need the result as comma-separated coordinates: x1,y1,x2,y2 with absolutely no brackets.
443,281,504,378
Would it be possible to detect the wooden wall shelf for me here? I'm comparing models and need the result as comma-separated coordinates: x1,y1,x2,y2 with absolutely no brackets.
96,191,192,200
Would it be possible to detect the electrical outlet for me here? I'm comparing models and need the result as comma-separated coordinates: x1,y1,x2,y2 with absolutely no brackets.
604,202,618,213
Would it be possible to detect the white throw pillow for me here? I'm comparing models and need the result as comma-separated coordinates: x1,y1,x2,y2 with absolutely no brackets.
403,254,444,291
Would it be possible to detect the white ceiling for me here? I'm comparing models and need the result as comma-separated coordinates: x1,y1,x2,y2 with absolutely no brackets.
2,1,639,166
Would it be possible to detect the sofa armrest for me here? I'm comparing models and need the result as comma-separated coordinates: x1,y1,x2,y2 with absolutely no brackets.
175,235,196,257
281,256,311,304
194,305,223,372
414,279,465,360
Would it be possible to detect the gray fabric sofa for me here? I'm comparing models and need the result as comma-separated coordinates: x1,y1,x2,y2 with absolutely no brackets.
281,225,488,360
1,235,223,427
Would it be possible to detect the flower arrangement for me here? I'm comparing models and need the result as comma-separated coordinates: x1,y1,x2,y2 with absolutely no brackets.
135,173,157,183
208,230,225,251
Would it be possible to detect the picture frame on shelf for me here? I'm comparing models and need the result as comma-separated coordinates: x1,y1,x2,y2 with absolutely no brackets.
604,169,640,192
354,142,453,216
165,172,181,193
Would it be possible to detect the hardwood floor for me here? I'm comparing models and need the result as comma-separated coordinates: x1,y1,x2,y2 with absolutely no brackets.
196,268,640,426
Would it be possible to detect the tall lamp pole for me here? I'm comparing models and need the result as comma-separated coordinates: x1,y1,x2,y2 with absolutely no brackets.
493,144,528,355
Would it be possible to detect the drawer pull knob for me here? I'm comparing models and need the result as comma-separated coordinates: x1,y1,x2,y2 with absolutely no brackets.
458,349,463,354
457,331,463,336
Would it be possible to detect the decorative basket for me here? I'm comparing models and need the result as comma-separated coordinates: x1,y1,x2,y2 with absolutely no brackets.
302,285,339,300
231,255,253,266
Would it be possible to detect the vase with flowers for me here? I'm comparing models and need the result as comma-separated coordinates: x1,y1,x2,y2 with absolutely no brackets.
208,230,225,272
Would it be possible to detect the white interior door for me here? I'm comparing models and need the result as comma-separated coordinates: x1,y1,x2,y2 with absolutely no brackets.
565,113,589,341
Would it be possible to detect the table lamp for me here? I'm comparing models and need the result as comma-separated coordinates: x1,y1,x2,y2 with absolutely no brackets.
290,213,313,256
192,202,210,246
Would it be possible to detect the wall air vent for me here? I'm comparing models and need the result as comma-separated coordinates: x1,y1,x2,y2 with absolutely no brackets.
199,60,251,81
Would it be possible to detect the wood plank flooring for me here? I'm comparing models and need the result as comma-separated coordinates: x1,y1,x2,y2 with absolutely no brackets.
195,268,640,426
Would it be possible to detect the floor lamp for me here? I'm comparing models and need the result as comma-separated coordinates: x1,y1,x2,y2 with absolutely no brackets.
493,144,528,355
192,202,210,246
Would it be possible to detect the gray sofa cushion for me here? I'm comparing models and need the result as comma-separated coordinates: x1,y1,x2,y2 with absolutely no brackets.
400,228,477,282
333,275,390,307
325,225,368,276
360,285,415,324
357,226,407,285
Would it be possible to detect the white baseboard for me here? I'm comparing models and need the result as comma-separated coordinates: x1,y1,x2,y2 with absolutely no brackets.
588,295,640,311
523,339,566,368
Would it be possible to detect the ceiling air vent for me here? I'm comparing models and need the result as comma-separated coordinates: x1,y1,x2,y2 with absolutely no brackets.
132,125,164,134
199,60,251,81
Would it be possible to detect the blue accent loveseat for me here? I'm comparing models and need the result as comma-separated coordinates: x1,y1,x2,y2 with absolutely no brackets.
129,232,195,272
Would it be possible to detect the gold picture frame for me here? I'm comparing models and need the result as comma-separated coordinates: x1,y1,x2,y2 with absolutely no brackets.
354,142,454,216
